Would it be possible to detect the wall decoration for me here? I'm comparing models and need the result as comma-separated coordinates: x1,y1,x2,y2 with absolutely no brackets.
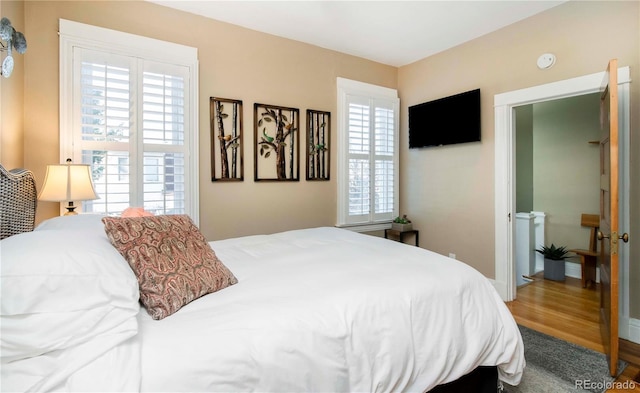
306,109,330,181
254,103,299,181
210,97,243,181
0,17,28,78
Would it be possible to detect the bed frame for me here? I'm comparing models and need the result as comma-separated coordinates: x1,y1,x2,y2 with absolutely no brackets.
432,366,498,392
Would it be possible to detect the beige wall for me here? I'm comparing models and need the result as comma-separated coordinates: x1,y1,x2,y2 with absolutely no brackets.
398,1,639,317
7,1,640,318
19,0,397,239
0,0,25,168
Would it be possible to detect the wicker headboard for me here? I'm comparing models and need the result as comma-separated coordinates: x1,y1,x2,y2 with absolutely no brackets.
0,164,37,240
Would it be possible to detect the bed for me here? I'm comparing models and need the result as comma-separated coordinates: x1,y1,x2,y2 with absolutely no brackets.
0,214,524,392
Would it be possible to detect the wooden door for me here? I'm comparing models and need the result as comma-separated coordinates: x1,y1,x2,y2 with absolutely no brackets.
599,59,619,376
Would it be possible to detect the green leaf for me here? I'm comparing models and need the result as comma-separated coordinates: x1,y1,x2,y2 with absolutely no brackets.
221,113,229,118
265,151,271,158
535,243,570,260
282,114,288,121
258,119,263,127
264,117,272,122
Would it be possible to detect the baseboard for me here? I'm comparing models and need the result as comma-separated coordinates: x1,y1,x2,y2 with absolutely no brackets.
564,262,581,279
488,278,509,301
620,335,640,366
534,262,591,280
563,261,600,283
628,318,640,343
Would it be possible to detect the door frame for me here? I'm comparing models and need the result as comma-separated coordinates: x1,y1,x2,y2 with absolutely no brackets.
493,67,631,335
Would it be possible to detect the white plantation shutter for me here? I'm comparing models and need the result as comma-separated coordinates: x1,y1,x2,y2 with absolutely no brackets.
337,78,399,229
373,101,395,218
60,20,198,219
347,98,370,220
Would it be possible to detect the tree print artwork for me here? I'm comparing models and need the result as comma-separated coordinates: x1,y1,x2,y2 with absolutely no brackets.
210,97,243,181
306,109,330,181
254,103,299,181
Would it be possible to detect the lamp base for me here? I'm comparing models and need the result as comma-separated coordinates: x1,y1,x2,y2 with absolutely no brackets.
64,204,78,216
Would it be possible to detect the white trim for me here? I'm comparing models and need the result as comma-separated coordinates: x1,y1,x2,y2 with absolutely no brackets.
493,103,514,300
626,318,640,344
336,77,398,99
493,66,632,340
336,222,392,233
59,19,197,63
494,72,608,107
564,261,601,282
59,19,199,223
617,75,631,336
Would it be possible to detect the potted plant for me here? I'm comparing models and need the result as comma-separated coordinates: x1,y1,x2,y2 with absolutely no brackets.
392,215,412,232
536,243,570,281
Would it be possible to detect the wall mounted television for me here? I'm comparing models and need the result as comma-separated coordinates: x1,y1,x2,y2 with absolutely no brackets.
408,88,481,148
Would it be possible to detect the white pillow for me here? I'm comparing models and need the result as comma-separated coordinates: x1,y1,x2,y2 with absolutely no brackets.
35,214,106,234
0,229,140,362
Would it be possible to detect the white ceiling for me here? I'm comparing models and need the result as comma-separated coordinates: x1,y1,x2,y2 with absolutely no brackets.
148,1,565,67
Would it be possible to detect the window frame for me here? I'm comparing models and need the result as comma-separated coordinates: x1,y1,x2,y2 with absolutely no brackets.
336,77,400,232
59,19,199,223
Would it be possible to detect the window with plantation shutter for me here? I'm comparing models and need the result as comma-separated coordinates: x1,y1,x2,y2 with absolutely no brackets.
337,78,399,231
59,20,198,221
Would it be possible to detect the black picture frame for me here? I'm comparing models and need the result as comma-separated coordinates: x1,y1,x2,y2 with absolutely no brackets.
306,109,330,181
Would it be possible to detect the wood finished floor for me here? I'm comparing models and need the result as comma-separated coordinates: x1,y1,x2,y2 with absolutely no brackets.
506,273,640,392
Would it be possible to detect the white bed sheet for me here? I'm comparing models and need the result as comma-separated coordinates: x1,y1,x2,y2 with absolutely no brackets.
1,215,142,392
138,227,524,392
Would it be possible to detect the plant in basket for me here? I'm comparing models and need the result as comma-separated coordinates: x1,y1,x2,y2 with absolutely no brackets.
536,243,570,281
392,215,412,232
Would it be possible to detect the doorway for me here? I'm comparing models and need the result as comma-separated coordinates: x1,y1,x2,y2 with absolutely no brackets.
492,67,632,340
514,93,600,284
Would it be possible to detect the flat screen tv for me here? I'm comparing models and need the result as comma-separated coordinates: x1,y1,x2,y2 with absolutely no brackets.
408,88,481,148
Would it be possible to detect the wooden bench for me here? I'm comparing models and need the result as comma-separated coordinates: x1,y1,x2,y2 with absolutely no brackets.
570,214,599,289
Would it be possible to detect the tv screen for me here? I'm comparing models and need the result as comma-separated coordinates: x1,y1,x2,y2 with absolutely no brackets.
408,88,481,148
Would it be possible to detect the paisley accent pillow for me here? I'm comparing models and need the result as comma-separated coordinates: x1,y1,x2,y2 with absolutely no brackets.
102,215,238,320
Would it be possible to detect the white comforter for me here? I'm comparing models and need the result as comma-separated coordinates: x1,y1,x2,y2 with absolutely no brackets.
137,227,524,392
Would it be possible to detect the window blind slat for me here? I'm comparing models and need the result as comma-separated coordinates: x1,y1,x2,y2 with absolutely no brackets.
75,47,191,215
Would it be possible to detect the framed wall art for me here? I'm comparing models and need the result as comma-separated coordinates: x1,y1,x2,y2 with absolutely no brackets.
306,109,330,181
254,103,299,181
210,97,243,181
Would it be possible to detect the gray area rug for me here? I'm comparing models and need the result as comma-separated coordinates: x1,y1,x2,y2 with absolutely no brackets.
502,325,626,393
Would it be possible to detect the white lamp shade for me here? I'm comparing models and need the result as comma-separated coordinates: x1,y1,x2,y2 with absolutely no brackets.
38,163,98,202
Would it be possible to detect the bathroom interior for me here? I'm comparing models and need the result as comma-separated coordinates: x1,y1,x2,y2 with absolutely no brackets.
514,93,601,286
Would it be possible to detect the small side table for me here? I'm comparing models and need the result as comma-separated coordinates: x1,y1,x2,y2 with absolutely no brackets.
384,229,419,247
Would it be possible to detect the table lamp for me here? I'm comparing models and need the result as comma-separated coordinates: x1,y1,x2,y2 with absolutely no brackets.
38,158,98,215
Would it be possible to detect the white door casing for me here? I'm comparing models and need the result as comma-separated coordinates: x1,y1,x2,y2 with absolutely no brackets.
493,67,632,339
